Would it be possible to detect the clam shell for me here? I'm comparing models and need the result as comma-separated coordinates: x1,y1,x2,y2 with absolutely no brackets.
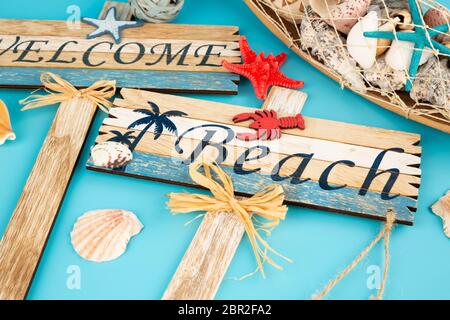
91,141,133,169
0,99,16,145
347,10,379,69
431,191,450,238
270,0,305,23
71,209,144,262
310,0,371,34
385,34,434,71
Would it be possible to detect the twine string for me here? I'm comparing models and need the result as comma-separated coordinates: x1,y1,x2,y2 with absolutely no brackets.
254,0,449,124
19,72,116,113
166,162,292,277
313,210,396,300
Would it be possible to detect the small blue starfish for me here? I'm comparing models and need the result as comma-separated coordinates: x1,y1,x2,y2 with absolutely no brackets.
82,7,143,44
364,0,450,91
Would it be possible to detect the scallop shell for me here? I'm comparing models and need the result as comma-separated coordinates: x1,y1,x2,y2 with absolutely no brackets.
71,209,143,262
431,191,450,238
269,0,305,23
0,99,16,145
91,141,133,169
310,0,371,34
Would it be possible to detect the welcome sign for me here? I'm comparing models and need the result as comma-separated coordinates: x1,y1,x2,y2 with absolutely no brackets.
0,19,241,94
87,87,422,225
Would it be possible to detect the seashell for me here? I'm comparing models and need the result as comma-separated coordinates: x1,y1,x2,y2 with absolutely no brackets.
391,9,413,30
269,0,306,23
71,209,143,262
91,141,133,169
347,10,379,69
364,56,407,92
385,33,434,71
431,191,450,238
410,56,449,107
424,5,450,43
310,0,371,34
300,9,366,91
0,99,16,145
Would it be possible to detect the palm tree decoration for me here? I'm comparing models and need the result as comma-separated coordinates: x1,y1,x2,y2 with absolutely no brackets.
128,101,187,151
107,130,136,149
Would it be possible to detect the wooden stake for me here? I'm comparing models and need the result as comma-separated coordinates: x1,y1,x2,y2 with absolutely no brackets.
0,97,97,300
162,87,307,300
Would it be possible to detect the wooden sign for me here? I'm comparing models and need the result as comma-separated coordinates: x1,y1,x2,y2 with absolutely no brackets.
0,74,116,300
87,87,422,225
0,19,241,94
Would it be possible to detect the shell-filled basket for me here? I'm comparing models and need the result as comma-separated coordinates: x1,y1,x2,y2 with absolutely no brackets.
245,0,450,133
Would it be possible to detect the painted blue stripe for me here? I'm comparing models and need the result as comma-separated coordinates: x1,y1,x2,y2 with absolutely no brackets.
0,66,240,94
87,151,416,225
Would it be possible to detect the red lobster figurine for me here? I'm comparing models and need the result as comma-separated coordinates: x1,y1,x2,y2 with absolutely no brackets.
233,109,305,141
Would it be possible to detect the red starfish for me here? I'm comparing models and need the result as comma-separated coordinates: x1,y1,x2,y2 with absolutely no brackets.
223,36,304,100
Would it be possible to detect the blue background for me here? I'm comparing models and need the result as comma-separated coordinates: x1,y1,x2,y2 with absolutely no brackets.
0,0,449,300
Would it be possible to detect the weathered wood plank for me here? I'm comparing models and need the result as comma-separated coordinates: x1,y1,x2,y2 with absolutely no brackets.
87,151,416,225
0,50,240,72
0,97,97,300
0,67,240,94
162,211,245,300
0,19,240,94
117,89,422,154
0,20,240,41
96,126,420,196
162,86,308,300
0,35,241,57
104,107,421,175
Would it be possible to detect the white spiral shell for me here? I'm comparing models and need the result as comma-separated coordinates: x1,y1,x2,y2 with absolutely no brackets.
71,209,143,263
91,141,133,169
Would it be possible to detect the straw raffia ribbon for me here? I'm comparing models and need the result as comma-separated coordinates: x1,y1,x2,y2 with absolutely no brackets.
167,162,292,277
19,72,116,113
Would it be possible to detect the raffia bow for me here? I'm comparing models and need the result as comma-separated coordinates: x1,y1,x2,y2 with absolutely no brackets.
167,162,292,277
19,72,116,113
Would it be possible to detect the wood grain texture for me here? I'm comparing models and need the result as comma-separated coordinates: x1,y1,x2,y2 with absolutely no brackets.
161,89,305,300
0,50,240,72
95,126,420,196
117,88,422,154
0,18,241,94
162,211,245,300
104,107,420,175
243,0,450,134
0,20,240,41
87,86,421,224
0,97,97,300
0,67,240,94
87,151,417,224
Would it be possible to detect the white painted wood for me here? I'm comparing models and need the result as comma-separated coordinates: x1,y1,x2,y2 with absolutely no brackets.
104,107,421,175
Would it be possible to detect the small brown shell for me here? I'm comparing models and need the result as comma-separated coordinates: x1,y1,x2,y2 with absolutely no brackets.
91,141,133,169
391,9,414,30
424,5,450,43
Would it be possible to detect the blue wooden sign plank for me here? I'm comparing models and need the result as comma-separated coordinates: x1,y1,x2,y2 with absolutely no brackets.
0,67,240,94
87,151,416,225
